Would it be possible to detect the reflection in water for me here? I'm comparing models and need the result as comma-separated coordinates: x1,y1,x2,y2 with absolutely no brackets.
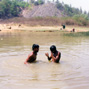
0,31,89,89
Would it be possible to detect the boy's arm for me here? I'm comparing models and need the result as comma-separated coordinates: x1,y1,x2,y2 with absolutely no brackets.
24,53,32,64
48,56,52,61
45,53,52,61
51,52,61,61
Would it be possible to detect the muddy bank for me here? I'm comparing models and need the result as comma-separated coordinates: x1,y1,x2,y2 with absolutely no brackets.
0,23,89,33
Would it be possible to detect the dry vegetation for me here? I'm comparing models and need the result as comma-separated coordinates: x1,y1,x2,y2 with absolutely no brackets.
0,16,89,26
0,17,63,26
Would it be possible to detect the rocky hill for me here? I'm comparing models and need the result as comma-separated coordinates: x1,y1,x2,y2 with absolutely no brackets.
22,3,65,18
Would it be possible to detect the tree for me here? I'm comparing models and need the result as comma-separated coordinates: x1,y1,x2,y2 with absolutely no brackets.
84,11,87,15
38,0,44,4
34,0,44,6
88,12,89,18
80,7,82,14
0,2,6,17
56,2,64,10
30,0,35,3
0,0,29,18
56,0,59,3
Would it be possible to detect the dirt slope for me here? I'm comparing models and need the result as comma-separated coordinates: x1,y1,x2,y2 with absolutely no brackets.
22,3,64,18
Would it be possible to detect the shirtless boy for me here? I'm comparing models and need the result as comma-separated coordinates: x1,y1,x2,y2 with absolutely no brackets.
24,44,39,64
45,45,61,63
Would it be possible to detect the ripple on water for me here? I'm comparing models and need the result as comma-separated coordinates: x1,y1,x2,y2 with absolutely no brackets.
0,32,89,89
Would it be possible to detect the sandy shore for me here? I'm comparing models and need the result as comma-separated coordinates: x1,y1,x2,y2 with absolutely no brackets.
0,23,89,33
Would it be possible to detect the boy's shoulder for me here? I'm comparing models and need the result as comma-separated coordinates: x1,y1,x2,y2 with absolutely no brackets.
28,52,33,56
58,51,61,53
58,51,61,55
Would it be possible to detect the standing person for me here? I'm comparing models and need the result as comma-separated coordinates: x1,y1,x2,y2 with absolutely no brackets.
45,45,61,63
24,44,39,64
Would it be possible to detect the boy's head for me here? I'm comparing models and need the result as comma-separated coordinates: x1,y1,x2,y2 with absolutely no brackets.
32,44,39,52
50,45,57,53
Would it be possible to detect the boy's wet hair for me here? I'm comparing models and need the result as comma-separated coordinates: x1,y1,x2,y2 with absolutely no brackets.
50,45,57,53
32,44,39,50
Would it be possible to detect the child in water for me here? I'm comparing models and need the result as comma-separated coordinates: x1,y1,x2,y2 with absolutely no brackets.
45,45,61,63
24,44,39,64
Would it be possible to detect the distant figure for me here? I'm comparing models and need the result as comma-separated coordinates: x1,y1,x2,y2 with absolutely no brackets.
45,45,61,63
0,29,1,31
62,24,66,29
24,44,39,64
70,28,75,32
72,28,75,32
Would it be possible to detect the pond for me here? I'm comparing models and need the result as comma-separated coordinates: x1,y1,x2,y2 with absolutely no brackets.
0,31,89,89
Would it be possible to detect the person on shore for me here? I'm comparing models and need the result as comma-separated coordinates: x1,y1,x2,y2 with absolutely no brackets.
70,28,75,32
24,44,39,64
72,28,75,32
45,45,61,63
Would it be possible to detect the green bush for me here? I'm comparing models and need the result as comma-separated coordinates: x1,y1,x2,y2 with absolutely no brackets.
34,0,44,6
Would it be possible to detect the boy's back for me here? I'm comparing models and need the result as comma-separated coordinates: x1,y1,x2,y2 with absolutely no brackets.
27,52,37,63
24,44,39,64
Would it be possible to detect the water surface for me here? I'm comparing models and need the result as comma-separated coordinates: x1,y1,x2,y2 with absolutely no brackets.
0,31,89,89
